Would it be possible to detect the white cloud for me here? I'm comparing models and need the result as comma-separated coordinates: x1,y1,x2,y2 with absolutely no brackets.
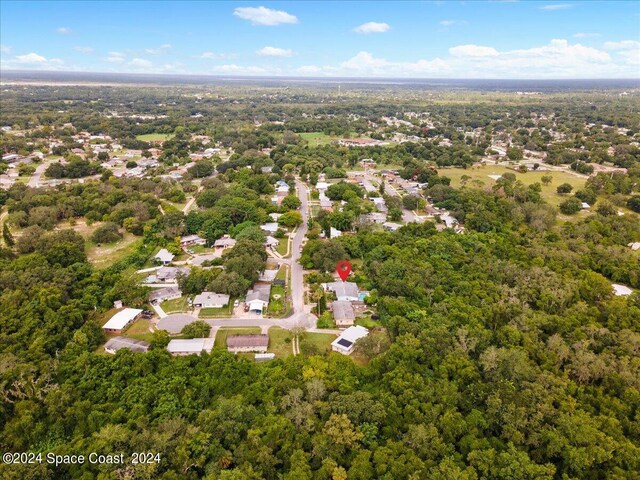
145,44,172,55
604,40,640,65
0,44,11,54
449,45,499,57
194,51,236,60
354,22,390,34
15,52,47,64
257,46,293,57
540,4,571,10
74,46,94,54
233,6,298,26
104,51,126,64
129,58,152,68
210,64,269,74
337,51,449,76
573,32,600,38
57,27,72,34
1,52,65,70
297,65,322,74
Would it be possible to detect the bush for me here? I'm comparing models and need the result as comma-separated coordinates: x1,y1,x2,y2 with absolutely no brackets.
91,222,123,244
627,195,640,213
181,320,211,338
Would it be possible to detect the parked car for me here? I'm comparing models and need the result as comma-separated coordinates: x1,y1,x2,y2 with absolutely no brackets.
234,299,239,307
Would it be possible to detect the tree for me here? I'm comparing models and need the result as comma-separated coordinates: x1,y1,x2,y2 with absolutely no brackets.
402,194,420,210
541,175,553,185
596,201,616,216
188,159,214,178
559,197,583,215
91,222,122,244
556,183,573,194
181,320,211,338
3,223,14,247
278,211,303,228
281,195,301,211
626,195,640,213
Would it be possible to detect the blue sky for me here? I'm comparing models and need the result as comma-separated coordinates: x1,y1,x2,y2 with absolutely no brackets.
1,1,639,78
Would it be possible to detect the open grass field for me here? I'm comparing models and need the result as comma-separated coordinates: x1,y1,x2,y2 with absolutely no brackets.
299,132,339,146
214,327,261,349
161,296,189,314
267,284,286,316
125,319,154,343
199,303,233,317
136,133,175,142
300,332,336,356
275,236,290,257
86,233,141,268
268,326,293,358
437,165,588,207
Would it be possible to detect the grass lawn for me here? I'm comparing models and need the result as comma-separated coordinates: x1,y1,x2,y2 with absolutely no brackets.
267,284,287,316
276,265,287,282
275,236,290,257
125,319,154,342
299,132,339,146
136,133,175,142
438,165,588,208
215,327,262,349
355,316,382,329
268,326,293,358
161,296,189,314
199,303,233,317
87,233,141,268
300,332,336,356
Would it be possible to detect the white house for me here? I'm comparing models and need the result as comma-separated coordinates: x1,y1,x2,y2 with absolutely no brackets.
148,286,182,304
246,285,271,314
265,236,280,248
167,338,215,356
102,308,143,334
214,235,237,250
192,292,230,308
325,281,359,302
612,284,633,296
330,227,342,239
180,234,206,247
260,223,279,235
331,326,369,355
154,248,175,265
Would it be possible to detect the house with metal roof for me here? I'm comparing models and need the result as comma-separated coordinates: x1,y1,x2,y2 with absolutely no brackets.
104,336,150,354
332,301,355,326
102,308,143,334
226,334,269,353
331,326,369,355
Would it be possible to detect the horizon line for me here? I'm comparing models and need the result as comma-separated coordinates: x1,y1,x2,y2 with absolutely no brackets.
1,69,639,83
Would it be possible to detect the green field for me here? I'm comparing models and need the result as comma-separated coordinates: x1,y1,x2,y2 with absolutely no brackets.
86,233,141,268
268,326,293,358
199,303,233,317
437,165,588,207
300,332,336,356
275,236,289,257
161,296,189,314
267,284,286,316
125,319,154,342
299,132,339,146
215,327,262,349
136,133,175,142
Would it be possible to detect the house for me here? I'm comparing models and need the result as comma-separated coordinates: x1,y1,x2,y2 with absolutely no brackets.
190,254,219,267
148,286,182,304
330,227,342,239
102,308,143,334
332,301,355,326
316,181,330,192
269,213,283,222
104,336,150,354
180,234,206,247
193,292,230,308
167,338,215,356
265,236,279,248
261,166,274,174
154,248,175,265
331,326,369,355
260,223,279,235
339,138,386,147
628,242,640,251
226,334,269,353
383,222,402,232
325,281,359,302
581,202,591,210
259,269,278,282
440,213,458,229
155,266,190,283
371,197,388,213
360,212,386,224
214,235,236,250
246,284,271,314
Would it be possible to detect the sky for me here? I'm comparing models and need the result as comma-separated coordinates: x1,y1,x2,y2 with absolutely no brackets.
0,1,639,79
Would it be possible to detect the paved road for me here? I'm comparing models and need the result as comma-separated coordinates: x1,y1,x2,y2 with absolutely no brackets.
28,159,56,188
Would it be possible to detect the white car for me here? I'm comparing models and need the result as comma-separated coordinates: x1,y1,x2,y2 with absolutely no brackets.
234,300,239,307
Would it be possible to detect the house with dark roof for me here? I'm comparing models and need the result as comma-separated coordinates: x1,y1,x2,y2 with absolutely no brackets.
104,336,150,354
332,301,355,326
226,334,269,353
